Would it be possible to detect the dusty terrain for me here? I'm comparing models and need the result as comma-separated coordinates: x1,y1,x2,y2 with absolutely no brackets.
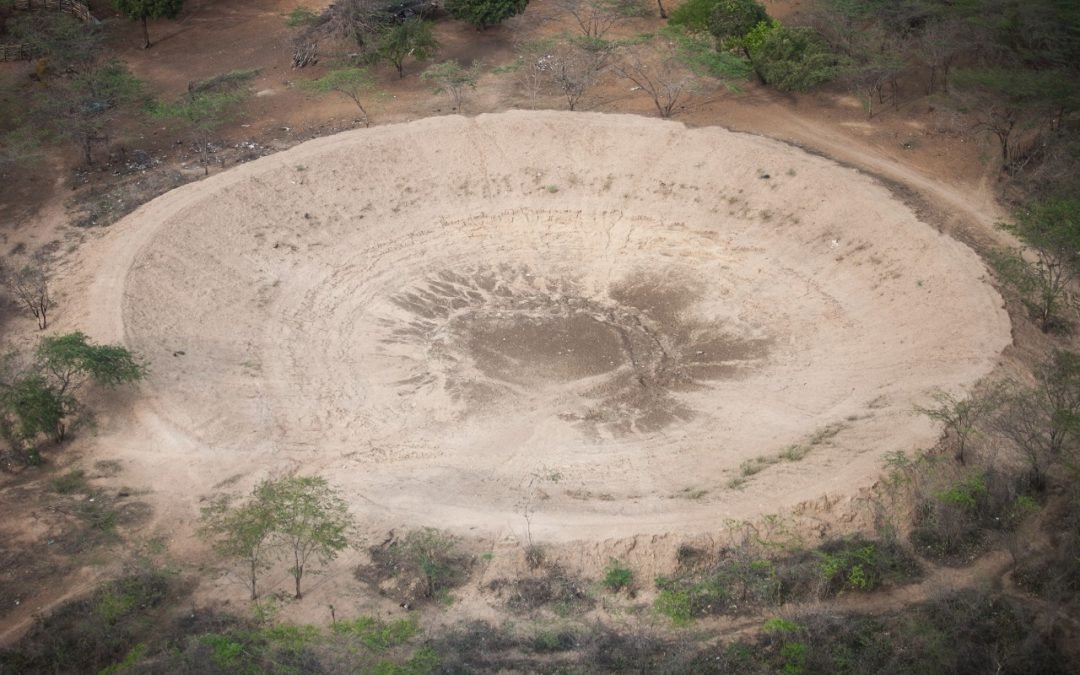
0,0,1035,644
61,111,1010,546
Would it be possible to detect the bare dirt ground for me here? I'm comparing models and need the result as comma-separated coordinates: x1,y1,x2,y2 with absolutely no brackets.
0,0,1028,642
70,111,1009,545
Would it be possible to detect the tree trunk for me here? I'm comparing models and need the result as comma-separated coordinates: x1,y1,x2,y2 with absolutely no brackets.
294,552,304,599
250,559,258,600
743,47,766,85
142,16,151,49
656,0,667,19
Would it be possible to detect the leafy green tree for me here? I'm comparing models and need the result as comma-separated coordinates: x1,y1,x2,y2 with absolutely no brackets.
254,476,353,599
114,0,184,49
305,67,378,126
0,375,63,464
376,18,438,78
395,527,464,599
445,0,528,30
751,25,837,91
36,332,146,400
199,493,277,600
668,0,719,32
707,0,768,48
421,61,479,112
1,334,143,464
994,198,1080,331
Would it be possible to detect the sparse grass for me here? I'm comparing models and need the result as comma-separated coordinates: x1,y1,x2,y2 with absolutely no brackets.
809,422,846,446
285,6,318,26
675,487,709,499
190,69,261,95
51,469,89,495
741,456,778,476
531,628,577,653
95,460,123,476
727,476,748,490
780,445,808,462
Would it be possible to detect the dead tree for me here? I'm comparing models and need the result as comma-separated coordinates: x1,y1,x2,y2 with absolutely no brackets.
2,261,51,329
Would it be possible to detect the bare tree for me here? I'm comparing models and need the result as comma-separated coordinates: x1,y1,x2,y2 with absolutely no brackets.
539,39,613,110
614,42,697,118
556,0,645,39
2,261,51,330
291,0,437,67
916,18,965,94
994,351,1080,489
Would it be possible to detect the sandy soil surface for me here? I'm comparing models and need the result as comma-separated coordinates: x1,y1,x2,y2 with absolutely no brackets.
62,111,1010,544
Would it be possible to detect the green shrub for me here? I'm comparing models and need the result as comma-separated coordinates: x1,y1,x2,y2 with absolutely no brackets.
602,559,634,592
333,616,418,652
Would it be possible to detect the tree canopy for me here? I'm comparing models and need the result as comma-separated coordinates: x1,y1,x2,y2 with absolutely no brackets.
114,0,184,48
707,0,768,44
1,333,144,466
444,0,528,29
201,476,354,600
751,25,838,91
376,18,438,78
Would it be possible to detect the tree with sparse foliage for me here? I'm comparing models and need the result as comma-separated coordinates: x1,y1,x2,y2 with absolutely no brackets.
153,71,255,175
445,0,527,30
114,0,184,49
198,492,277,600
993,199,1080,332
40,59,145,165
995,351,1080,488
914,384,1004,466
305,67,378,126
376,18,438,78
254,476,353,599
421,61,479,112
